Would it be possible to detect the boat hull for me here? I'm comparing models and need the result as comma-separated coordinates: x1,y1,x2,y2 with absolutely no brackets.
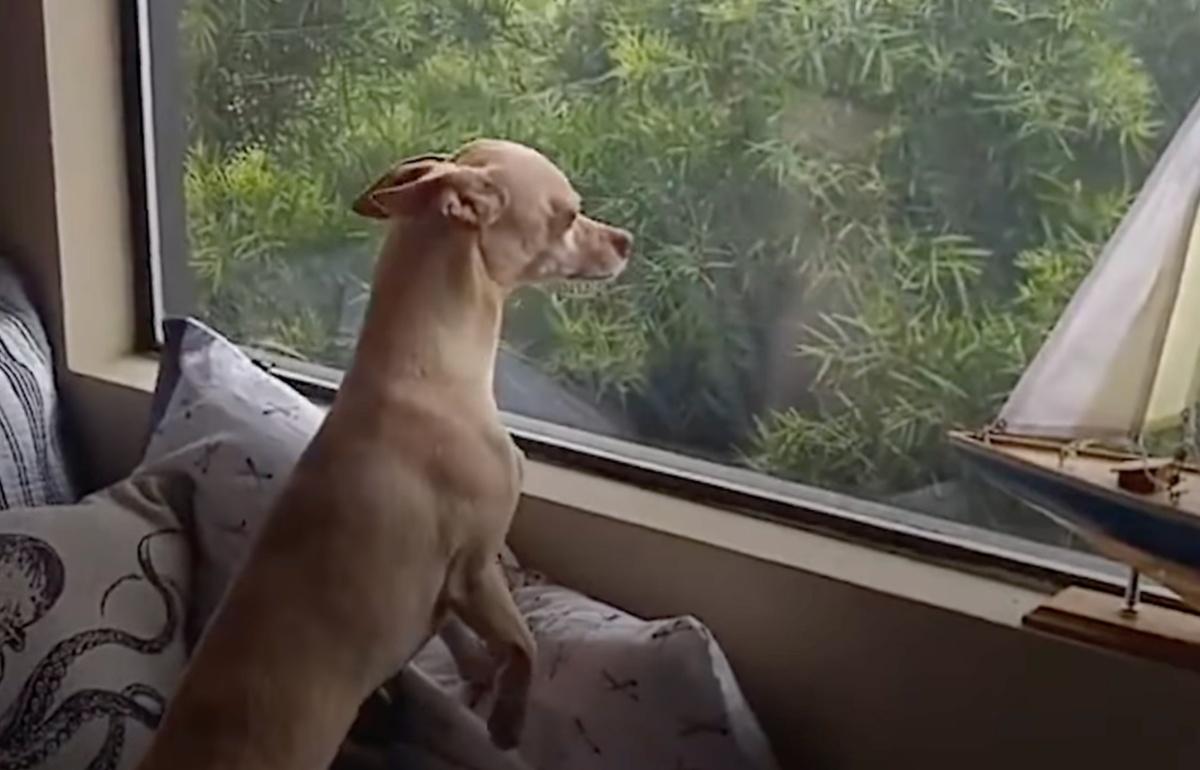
949,432,1200,607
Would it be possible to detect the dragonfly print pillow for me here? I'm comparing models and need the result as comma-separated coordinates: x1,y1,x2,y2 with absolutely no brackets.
0,472,192,770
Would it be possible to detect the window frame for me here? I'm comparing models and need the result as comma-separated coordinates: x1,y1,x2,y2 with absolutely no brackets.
124,1,1185,612
130,0,195,345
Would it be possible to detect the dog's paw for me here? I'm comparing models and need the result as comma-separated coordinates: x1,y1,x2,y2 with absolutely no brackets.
487,706,524,752
452,642,499,700
465,679,491,709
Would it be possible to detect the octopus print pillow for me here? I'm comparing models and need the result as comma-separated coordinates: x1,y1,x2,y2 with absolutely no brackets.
0,471,192,770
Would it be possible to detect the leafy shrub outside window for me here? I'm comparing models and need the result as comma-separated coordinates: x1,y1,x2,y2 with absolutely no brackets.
174,0,1200,548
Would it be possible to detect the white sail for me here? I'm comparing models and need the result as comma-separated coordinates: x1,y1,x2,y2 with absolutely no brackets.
1144,208,1200,431
999,98,1200,440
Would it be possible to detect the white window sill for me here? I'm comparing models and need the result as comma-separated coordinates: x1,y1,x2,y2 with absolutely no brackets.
519,458,1045,626
68,352,161,391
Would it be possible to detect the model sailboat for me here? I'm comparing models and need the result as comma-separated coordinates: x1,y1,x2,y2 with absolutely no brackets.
949,96,1200,610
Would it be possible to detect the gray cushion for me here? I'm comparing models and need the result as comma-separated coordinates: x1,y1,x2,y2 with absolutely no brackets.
0,260,76,508
140,318,325,637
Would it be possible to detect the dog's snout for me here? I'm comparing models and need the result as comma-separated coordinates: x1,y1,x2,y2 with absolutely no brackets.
608,227,633,260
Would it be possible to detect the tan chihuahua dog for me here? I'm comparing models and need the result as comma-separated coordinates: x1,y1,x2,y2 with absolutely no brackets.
136,139,632,770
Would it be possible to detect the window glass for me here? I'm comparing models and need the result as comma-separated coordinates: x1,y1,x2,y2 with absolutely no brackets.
160,0,1200,553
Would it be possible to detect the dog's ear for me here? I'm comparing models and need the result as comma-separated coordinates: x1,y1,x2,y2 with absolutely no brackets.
361,162,508,228
352,155,447,220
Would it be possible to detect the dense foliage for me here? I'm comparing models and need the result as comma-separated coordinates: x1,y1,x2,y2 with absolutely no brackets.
179,0,1200,535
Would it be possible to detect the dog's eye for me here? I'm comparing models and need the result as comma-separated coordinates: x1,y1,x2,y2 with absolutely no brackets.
556,209,578,233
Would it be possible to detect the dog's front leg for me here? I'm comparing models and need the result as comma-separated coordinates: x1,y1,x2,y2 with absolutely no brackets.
440,614,498,706
452,562,536,751
344,666,534,770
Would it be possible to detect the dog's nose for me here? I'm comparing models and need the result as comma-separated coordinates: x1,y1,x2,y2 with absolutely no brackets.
608,228,633,260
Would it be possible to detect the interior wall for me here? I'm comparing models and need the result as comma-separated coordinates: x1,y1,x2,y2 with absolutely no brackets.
0,1,155,490
0,2,61,335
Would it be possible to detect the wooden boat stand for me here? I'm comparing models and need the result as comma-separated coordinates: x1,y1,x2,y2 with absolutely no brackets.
1024,570,1200,673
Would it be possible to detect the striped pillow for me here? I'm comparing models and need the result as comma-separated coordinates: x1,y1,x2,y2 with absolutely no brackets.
0,260,76,508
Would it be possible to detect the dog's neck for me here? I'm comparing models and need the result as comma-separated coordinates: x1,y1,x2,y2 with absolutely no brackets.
344,220,505,405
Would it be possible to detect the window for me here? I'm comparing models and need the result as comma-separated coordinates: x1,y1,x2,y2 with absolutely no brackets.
136,0,1200,576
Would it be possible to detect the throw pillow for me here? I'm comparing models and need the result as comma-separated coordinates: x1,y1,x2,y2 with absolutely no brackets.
0,471,192,770
0,259,77,508
139,318,323,633
414,585,779,770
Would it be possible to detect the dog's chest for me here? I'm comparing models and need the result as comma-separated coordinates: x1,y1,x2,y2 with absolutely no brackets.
431,426,521,512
